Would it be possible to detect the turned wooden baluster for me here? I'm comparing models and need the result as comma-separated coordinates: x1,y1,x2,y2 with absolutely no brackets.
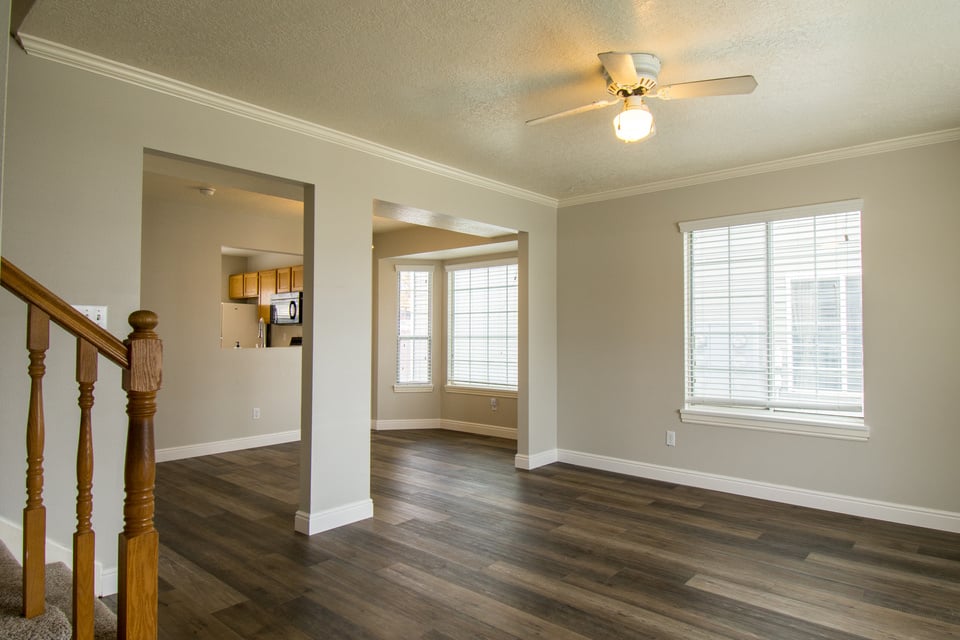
117,311,162,640
23,304,49,619
73,338,98,640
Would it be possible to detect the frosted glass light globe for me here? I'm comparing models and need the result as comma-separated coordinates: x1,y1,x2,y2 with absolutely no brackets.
613,96,655,142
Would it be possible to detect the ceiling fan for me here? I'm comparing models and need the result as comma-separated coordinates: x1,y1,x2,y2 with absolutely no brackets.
526,52,757,143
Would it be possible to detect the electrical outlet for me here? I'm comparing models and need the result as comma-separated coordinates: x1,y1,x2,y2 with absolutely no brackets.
666,430,676,447
252,407,261,420
490,397,498,411
72,305,108,329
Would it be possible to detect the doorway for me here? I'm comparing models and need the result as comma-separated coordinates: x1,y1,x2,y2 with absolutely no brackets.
370,199,522,447
140,150,307,461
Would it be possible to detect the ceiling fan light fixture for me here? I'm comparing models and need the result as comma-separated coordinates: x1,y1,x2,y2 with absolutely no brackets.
613,95,654,142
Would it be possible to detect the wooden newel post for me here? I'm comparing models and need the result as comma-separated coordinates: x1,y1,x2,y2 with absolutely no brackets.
117,310,161,640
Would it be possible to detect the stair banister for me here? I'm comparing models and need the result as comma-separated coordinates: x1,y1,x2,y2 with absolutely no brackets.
1,256,162,640
24,305,49,619
117,310,161,640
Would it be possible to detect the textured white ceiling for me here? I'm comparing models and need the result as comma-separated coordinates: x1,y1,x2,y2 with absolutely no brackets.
20,0,960,200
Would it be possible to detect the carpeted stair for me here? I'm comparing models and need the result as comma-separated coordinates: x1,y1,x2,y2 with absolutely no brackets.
0,538,116,639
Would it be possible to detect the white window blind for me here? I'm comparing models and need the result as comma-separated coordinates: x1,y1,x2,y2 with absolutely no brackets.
447,260,518,390
396,266,432,385
681,201,863,423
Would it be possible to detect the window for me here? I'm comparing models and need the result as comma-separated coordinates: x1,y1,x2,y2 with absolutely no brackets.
680,200,865,438
446,260,518,392
395,266,432,387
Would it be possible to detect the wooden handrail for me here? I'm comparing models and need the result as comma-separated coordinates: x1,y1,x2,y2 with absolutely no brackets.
1,255,161,639
1,256,128,368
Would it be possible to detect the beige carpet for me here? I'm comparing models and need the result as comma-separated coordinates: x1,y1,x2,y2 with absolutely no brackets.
0,538,115,640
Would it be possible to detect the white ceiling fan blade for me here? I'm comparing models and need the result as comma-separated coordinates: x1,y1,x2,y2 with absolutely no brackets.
598,52,639,88
525,99,620,126
652,75,757,100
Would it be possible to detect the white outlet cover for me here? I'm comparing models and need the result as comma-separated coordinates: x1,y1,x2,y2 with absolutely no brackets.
72,305,108,329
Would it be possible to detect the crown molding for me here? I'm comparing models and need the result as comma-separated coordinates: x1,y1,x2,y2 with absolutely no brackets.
16,33,558,209
17,34,959,212
558,128,960,208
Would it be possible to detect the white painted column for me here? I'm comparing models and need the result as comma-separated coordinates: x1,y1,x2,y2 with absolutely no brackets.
296,183,374,534
515,226,559,470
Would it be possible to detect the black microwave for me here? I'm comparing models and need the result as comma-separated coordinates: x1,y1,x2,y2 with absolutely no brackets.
270,292,303,325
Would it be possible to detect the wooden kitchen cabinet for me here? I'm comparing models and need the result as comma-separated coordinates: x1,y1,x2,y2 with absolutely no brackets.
258,269,277,324
229,272,259,299
228,273,244,299
227,264,299,304
291,265,304,292
276,267,291,293
243,272,259,298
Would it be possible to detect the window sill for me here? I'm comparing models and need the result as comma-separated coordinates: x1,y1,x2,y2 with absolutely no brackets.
679,406,869,441
444,384,518,399
393,384,435,393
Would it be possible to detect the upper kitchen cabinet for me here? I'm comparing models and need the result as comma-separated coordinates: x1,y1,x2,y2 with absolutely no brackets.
258,269,277,323
277,266,291,293
243,272,259,298
228,272,259,299
228,273,244,299
291,265,304,292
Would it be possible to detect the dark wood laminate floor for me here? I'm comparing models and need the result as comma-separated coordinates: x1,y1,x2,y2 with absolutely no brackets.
151,430,960,639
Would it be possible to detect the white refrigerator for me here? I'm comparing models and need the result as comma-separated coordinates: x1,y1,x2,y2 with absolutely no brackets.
220,302,259,349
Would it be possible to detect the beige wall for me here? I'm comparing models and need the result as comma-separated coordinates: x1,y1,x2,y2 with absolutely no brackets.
141,190,303,450
0,47,556,574
442,392,518,429
558,140,960,513
0,5,9,253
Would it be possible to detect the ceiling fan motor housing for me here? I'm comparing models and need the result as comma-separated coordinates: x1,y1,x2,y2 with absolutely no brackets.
606,53,661,95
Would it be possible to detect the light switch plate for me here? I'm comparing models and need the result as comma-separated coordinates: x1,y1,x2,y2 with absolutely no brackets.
73,305,108,329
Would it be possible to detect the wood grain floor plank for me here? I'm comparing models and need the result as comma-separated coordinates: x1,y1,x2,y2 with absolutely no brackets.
378,562,593,640
485,560,733,640
686,573,960,640
158,588,247,640
212,600,318,640
364,518,495,571
311,557,520,640
851,540,960,578
157,544,249,613
152,429,960,639
806,550,960,595
580,567,868,640
372,492,452,524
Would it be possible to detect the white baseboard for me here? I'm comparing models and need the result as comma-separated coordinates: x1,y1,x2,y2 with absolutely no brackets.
372,418,518,440
371,418,443,431
294,499,374,535
99,567,118,597
558,449,960,534
0,515,113,596
440,420,517,439
515,448,559,470
156,429,300,462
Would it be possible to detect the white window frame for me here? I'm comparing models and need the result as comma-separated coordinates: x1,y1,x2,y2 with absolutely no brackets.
394,264,434,392
679,199,868,441
445,258,519,395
